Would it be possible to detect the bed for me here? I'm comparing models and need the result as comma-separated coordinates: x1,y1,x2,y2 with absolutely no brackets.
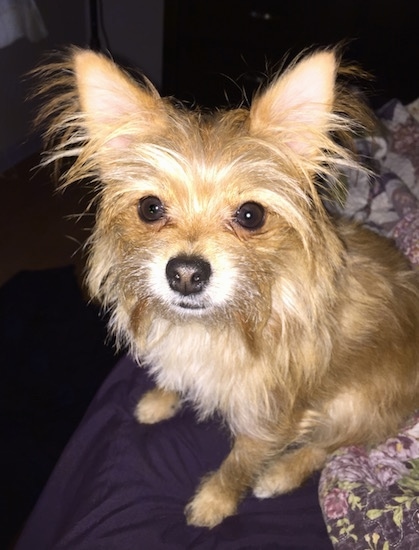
14,96,419,550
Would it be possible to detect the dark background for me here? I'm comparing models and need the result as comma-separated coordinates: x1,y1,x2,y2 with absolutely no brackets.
163,0,419,109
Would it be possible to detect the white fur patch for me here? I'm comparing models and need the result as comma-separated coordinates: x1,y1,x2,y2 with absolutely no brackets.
147,250,238,313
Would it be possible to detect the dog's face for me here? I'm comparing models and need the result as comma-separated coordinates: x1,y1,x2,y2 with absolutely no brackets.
44,49,353,347
92,119,308,322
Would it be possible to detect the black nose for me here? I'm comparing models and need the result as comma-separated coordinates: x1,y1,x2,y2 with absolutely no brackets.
166,255,212,296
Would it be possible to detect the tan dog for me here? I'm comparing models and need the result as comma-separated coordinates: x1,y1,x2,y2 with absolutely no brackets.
37,48,419,528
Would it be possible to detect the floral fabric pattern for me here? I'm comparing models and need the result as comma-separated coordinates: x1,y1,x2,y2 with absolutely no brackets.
330,99,419,267
319,415,419,549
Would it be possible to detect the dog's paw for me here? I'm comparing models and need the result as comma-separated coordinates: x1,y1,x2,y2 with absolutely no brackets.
135,388,180,424
254,446,327,498
253,463,292,499
185,475,238,528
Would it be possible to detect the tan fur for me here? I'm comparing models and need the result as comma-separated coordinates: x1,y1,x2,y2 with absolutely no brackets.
134,387,181,424
36,47,419,528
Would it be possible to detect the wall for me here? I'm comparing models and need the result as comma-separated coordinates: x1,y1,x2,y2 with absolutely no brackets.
0,0,88,170
0,0,164,172
100,0,164,89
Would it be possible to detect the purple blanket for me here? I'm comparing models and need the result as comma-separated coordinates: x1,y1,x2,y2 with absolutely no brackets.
16,355,331,549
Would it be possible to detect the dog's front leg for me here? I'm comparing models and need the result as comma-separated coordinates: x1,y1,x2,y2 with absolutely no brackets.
185,434,272,528
135,387,181,424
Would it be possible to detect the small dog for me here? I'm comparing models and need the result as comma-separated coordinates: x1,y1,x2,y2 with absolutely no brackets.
38,48,419,528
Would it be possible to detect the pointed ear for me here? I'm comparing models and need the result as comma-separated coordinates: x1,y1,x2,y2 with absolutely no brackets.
73,50,166,147
249,51,337,155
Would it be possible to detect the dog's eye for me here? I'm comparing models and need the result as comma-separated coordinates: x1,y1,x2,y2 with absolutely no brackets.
235,202,265,230
138,196,165,223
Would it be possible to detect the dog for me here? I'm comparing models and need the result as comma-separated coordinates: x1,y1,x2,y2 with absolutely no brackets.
37,47,419,528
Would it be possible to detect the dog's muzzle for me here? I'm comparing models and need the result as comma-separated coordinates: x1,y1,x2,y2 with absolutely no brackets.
166,255,212,299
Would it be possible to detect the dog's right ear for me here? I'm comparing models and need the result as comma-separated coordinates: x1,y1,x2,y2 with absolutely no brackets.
73,49,167,149
249,50,337,157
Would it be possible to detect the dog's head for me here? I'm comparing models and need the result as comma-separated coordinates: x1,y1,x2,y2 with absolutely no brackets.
38,48,367,350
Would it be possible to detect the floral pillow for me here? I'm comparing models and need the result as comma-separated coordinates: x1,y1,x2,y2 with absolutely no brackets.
319,413,419,549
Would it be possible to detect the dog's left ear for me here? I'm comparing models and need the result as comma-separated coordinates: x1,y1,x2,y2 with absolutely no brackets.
249,51,337,156
73,49,167,149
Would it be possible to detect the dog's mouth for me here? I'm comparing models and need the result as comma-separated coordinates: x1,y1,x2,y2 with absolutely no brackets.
171,296,210,313
177,301,207,310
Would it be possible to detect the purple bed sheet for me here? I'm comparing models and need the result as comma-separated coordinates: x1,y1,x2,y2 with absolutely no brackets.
15,355,331,549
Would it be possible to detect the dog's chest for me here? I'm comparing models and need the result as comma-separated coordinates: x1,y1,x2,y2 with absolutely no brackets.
141,320,267,431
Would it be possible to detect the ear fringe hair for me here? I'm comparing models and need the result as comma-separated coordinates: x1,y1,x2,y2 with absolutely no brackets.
30,48,85,182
